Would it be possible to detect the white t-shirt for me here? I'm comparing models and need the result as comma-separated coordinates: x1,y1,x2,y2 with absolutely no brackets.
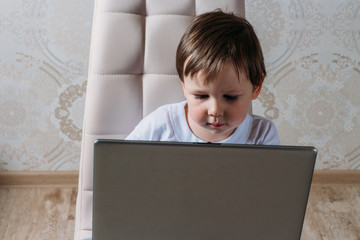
126,101,280,145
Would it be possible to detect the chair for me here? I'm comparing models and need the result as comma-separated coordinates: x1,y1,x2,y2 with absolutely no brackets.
74,0,245,239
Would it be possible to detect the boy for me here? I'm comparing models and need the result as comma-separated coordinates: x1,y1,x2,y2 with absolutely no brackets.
126,10,280,145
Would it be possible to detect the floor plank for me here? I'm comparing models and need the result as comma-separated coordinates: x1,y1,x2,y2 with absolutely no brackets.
301,185,360,240
0,184,359,239
0,187,77,240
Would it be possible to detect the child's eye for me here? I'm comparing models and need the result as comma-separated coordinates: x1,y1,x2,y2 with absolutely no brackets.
224,95,238,100
194,95,209,100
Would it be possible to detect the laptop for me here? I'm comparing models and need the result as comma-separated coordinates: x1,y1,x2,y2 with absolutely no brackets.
92,140,317,240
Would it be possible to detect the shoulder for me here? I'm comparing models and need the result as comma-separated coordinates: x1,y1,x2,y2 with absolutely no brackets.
126,102,186,141
248,114,281,145
250,114,275,129
145,102,185,123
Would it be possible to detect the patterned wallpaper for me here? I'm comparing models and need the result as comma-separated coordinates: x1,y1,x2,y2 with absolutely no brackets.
248,0,360,169
0,0,359,170
0,0,93,170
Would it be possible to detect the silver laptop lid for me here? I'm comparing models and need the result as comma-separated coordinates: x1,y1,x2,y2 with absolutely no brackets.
93,140,317,240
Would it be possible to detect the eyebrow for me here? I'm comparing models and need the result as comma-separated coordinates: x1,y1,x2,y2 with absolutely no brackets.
224,90,243,94
219,88,245,95
189,90,208,94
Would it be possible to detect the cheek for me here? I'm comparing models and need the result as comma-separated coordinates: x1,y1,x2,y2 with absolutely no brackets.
227,104,249,124
188,103,207,123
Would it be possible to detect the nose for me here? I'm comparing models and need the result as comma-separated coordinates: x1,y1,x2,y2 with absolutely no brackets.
208,98,224,117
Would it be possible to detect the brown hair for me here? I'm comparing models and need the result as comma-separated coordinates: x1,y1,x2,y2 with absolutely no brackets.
176,10,266,87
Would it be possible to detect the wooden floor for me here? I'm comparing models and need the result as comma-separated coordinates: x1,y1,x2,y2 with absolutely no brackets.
302,184,360,240
0,173,360,239
0,187,77,240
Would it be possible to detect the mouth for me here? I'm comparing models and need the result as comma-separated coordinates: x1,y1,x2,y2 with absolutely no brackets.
208,122,225,128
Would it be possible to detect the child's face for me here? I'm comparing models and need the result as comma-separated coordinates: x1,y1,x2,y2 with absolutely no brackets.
182,62,261,142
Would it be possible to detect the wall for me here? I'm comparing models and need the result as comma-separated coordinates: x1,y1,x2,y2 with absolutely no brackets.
248,0,360,169
0,0,93,170
0,0,359,171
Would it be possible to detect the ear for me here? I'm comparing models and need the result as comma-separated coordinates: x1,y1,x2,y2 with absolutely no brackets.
181,81,187,98
251,74,264,100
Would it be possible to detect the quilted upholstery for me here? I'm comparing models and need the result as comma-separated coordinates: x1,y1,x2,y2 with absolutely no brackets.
75,0,245,239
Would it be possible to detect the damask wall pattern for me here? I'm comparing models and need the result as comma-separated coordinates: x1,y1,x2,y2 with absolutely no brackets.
0,0,359,170
0,0,93,170
248,0,360,169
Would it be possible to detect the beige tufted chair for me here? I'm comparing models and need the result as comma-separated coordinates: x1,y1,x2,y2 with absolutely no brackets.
74,0,245,239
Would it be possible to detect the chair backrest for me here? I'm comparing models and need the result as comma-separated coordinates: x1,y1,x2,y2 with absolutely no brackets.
74,1,245,239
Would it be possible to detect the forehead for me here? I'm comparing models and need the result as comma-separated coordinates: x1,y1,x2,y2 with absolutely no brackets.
184,62,251,89
183,74,254,96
